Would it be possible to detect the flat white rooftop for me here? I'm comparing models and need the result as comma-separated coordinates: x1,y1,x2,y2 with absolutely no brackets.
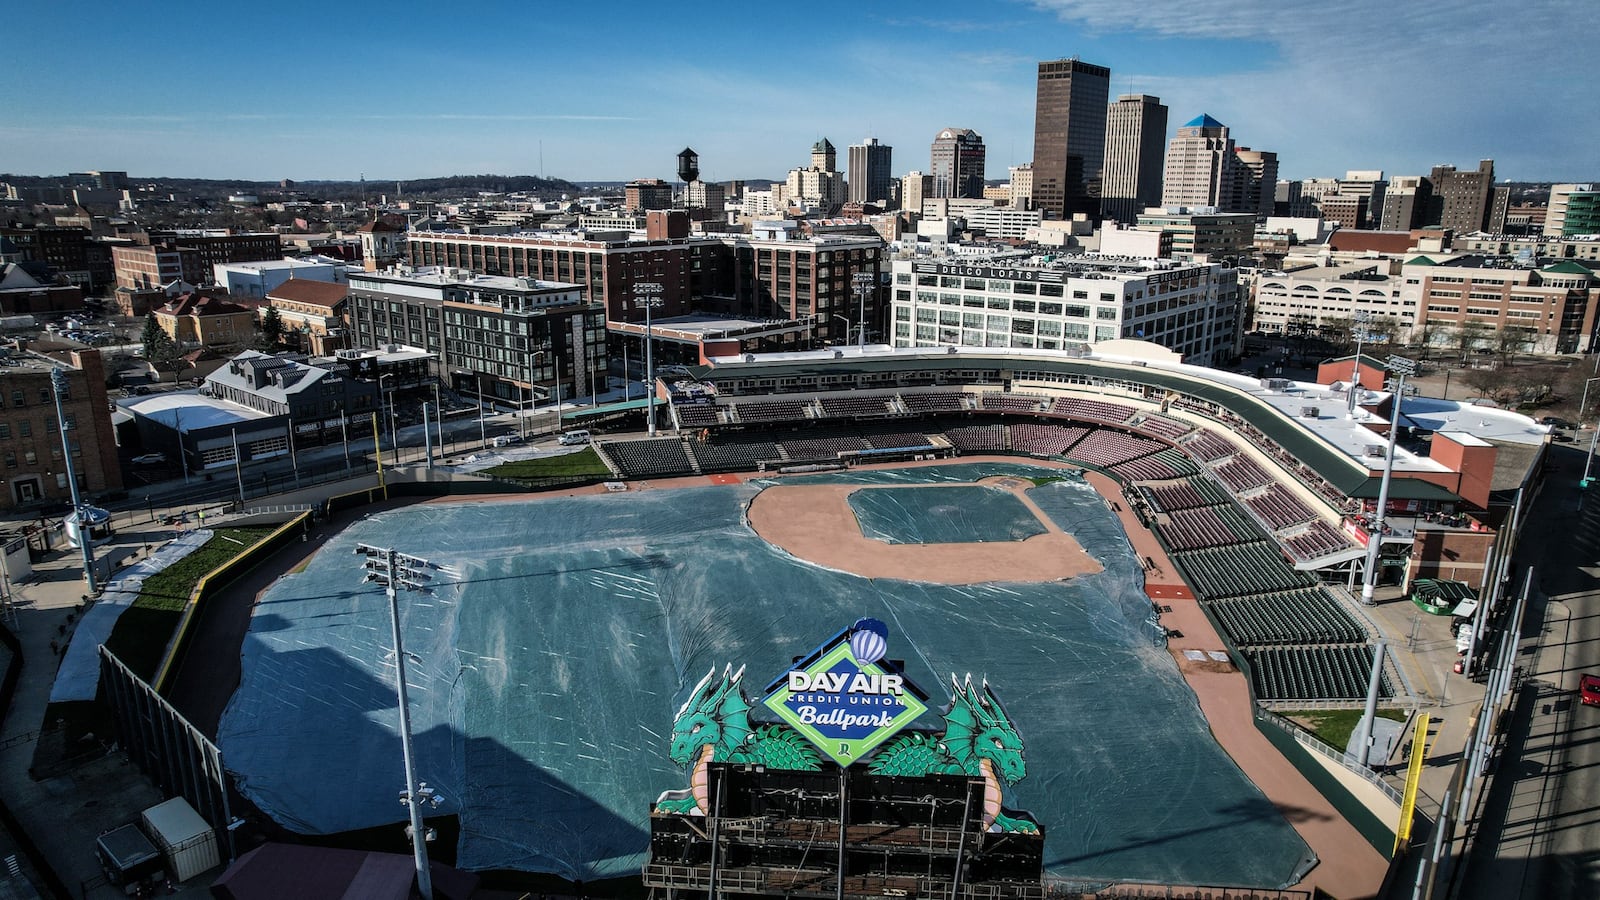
125,393,271,432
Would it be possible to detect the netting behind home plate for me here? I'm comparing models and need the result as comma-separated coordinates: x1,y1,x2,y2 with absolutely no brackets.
218,462,1313,885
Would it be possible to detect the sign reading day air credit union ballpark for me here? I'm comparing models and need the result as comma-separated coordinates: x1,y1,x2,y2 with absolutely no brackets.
762,618,928,767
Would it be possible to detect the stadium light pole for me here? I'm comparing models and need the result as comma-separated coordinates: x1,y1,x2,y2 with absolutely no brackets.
50,368,96,592
852,272,874,350
1361,354,1417,606
355,543,455,900
635,282,665,437
1346,310,1371,419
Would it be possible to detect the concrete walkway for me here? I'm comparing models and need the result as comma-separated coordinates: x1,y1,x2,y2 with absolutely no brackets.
0,517,228,898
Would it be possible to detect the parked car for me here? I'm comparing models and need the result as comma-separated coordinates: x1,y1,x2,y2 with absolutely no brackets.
1539,416,1574,429
1581,674,1600,707
130,452,166,465
491,434,524,448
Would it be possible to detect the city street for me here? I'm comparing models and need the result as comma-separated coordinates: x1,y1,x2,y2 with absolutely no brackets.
1458,442,1600,899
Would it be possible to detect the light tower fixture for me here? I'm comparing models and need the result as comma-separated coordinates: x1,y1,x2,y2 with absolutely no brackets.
634,281,665,437
1346,310,1372,418
851,272,875,351
355,543,459,900
1360,354,1417,606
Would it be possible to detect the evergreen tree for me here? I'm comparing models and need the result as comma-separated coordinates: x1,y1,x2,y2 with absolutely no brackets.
140,313,182,372
256,306,285,352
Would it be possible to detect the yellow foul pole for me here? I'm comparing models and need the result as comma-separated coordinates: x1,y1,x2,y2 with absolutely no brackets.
1394,711,1431,856
372,412,387,500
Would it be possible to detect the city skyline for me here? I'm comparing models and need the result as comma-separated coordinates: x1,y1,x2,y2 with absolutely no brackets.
4,0,1593,185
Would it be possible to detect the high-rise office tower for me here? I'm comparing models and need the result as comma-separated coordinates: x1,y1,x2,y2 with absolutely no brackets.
1008,163,1034,209
903,172,933,215
1162,114,1234,208
1100,93,1167,224
848,138,894,205
1230,147,1278,217
1428,160,1495,233
811,138,837,173
1546,184,1600,236
1031,58,1111,219
1336,170,1386,228
1380,176,1431,231
930,128,986,199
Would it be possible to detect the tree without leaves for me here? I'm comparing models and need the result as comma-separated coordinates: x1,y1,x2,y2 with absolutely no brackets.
1452,321,1492,363
1463,364,1510,403
1494,325,1535,365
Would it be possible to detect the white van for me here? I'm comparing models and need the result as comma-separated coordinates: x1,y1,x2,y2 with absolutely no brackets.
558,429,592,446
491,434,523,448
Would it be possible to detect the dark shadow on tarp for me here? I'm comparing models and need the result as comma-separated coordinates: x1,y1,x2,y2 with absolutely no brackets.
218,642,650,886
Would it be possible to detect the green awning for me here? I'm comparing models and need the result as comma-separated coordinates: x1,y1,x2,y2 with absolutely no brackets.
1410,578,1476,615
561,397,655,420
1346,477,1463,502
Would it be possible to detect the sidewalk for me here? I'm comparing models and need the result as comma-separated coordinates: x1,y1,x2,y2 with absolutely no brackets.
1357,589,1486,810
0,524,215,898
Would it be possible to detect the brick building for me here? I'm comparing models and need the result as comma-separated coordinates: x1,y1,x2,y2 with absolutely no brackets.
624,179,674,213
1401,255,1598,354
0,264,85,316
154,293,258,350
265,280,350,355
347,268,605,409
0,348,121,511
112,232,282,292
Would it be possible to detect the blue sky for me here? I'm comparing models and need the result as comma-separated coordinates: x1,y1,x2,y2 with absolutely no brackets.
4,0,1593,184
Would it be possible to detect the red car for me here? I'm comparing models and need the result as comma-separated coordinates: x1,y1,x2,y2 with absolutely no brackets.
1581,674,1600,707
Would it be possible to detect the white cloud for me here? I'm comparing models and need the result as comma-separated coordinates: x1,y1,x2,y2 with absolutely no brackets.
1029,0,1599,179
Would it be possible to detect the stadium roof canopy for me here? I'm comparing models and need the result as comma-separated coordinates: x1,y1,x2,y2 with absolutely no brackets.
697,342,1548,498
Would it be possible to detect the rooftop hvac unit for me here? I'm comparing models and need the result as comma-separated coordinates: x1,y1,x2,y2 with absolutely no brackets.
1259,377,1292,391
1301,406,1320,418
1365,444,1386,458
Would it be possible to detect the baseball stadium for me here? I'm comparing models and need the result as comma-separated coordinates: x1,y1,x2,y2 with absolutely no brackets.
178,339,1543,897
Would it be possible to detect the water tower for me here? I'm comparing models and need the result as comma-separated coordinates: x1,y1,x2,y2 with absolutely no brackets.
676,147,699,184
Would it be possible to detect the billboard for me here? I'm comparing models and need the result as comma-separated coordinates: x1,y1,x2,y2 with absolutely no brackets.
761,618,928,767
652,618,1039,833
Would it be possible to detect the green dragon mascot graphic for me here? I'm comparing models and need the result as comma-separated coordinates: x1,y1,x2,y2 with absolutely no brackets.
868,674,1038,834
654,665,824,815
654,665,1039,835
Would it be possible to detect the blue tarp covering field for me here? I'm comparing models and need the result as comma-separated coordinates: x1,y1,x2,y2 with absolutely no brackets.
847,483,1047,544
218,463,1313,886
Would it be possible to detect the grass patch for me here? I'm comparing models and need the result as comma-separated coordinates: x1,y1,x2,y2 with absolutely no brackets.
1292,707,1409,750
101,526,276,681
485,448,610,480
134,527,277,611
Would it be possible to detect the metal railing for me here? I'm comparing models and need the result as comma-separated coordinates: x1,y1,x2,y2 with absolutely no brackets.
1256,707,1404,805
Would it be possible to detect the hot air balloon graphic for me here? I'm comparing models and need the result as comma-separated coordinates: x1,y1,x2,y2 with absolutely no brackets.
849,618,888,666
